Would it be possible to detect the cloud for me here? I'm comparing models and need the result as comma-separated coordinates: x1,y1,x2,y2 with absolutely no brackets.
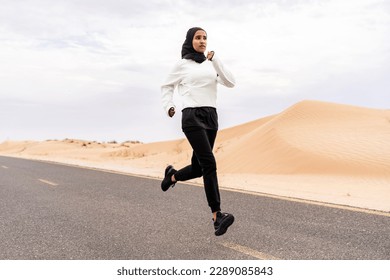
0,0,389,142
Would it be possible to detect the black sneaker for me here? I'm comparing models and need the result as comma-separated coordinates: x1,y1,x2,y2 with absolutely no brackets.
213,212,235,236
161,165,177,192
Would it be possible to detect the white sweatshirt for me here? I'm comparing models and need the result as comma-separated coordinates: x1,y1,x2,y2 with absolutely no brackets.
161,54,235,115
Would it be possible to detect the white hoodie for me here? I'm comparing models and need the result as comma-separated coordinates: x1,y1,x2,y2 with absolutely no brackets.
161,54,235,116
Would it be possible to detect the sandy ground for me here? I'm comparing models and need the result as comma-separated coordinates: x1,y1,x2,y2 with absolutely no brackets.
1,100,390,212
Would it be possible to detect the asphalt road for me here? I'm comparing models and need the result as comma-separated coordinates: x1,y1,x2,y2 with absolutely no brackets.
0,156,389,260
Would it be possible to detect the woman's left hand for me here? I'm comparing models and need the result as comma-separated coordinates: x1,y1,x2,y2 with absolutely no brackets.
207,51,214,61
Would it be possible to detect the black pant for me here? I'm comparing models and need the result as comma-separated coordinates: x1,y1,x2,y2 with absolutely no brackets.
174,129,221,213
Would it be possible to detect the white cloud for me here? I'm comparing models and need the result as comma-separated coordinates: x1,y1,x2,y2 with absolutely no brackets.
0,0,389,142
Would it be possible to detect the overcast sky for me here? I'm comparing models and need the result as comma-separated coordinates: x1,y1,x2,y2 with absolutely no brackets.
1,0,389,143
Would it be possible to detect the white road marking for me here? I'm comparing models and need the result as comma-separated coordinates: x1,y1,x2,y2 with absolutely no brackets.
220,241,281,260
38,179,59,186
1,165,8,169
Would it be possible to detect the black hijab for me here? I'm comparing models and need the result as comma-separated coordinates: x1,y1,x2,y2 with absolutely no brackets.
181,27,207,63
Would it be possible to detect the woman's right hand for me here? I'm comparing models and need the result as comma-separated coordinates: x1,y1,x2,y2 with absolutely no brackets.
168,107,175,117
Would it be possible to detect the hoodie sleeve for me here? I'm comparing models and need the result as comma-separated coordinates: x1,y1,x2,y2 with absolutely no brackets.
161,60,184,115
211,53,235,88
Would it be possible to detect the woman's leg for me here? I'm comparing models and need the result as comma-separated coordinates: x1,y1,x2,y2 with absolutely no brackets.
175,129,221,213
174,151,203,181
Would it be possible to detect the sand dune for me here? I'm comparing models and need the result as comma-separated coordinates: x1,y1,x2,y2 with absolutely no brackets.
217,100,390,175
1,100,389,212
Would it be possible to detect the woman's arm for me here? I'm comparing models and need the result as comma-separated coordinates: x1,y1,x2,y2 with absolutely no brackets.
209,53,235,88
161,60,183,116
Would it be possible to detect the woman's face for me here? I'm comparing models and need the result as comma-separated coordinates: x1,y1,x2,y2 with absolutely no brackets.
192,30,207,53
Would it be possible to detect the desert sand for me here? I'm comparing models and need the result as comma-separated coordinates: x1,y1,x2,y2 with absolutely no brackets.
1,100,390,212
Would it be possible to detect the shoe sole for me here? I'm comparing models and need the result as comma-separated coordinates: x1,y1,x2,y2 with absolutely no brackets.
215,215,235,236
165,165,173,177
161,165,175,192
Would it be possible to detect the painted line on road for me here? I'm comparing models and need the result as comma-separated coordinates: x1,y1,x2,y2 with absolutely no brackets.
1,165,8,169
220,241,281,260
38,179,59,186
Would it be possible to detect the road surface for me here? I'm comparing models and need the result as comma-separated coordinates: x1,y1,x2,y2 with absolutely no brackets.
0,156,389,259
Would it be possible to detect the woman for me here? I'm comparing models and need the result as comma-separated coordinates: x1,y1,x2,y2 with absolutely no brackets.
161,27,235,236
